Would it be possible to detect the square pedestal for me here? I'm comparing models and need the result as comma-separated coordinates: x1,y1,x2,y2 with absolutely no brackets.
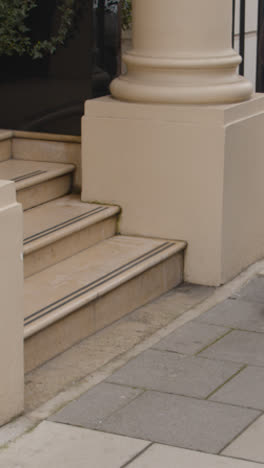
82,95,264,286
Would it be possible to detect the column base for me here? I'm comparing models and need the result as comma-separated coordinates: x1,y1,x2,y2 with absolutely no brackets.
110,74,253,105
111,50,253,105
82,95,264,286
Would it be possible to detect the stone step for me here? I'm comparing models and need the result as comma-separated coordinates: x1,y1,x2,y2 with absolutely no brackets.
23,194,120,277
0,159,74,210
24,235,186,372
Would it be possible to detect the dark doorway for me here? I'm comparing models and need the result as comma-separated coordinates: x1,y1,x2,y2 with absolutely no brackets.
0,0,120,135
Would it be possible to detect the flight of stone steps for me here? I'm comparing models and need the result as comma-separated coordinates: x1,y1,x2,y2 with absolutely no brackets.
0,144,186,373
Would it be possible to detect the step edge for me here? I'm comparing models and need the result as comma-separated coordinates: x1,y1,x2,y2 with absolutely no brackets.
13,130,81,144
23,206,120,255
15,164,75,191
0,130,13,142
24,241,186,339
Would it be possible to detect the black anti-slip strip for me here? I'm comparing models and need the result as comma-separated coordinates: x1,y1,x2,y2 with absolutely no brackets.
23,207,108,244
25,241,173,326
11,170,47,182
25,241,171,323
25,242,174,326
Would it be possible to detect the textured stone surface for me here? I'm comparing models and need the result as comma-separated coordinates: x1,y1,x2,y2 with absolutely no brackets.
0,417,35,449
222,414,264,463
236,276,264,304
50,383,143,429
154,321,228,354
25,283,214,412
99,391,260,453
197,299,264,332
128,444,262,468
210,366,264,410
0,421,149,468
199,330,264,366
107,349,243,398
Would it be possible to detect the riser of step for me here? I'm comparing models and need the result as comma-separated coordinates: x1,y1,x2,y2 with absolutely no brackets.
24,252,183,372
24,216,118,277
23,195,120,277
0,159,75,210
0,131,12,161
12,131,81,192
17,174,72,210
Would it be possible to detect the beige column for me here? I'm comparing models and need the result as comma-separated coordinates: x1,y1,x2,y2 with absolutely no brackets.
111,0,252,104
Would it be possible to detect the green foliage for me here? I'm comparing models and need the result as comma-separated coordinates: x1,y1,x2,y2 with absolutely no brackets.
0,0,82,59
0,0,37,56
0,0,132,59
121,0,132,30
107,0,132,30
32,0,76,59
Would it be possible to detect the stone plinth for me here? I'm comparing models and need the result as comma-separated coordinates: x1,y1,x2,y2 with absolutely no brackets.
82,95,264,285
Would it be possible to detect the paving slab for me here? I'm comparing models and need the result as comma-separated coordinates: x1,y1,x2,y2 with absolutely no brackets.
107,349,243,398
196,299,264,332
222,414,264,463
0,421,149,468
127,444,263,468
199,330,264,366
128,283,214,325
25,282,214,412
50,382,143,429
210,365,264,410
151,283,214,309
235,277,264,304
154,321,228,355
0,416,36,449
99,391,260,454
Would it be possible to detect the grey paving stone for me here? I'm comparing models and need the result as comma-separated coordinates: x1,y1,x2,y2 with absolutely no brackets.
153,283,214,305
154,321,228,355
196,299,264,332
235,276,264,304
199,330,264,366
125,284,214,328
222,414,264,463
210,366,264,410
50,382,142,429
128,444,262,468
99,391,260,454
107,349,243,398
0,421,149,468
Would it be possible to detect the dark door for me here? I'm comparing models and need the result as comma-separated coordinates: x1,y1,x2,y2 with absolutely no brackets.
0,0,120,135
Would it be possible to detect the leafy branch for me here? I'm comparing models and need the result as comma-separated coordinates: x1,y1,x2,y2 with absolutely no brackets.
0,0,132,59
0,0,37,56
31,0,76,59
107,0,131,30
0,0,87,58
121,0,132,30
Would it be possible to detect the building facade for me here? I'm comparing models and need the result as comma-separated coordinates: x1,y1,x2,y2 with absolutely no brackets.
234,0,259,88
1,0,264,427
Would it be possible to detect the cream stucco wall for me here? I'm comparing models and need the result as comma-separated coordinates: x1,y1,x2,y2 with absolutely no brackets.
234,0,259,88
0,180,24,425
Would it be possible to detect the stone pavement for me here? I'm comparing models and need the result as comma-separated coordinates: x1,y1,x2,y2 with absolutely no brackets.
1,273,264,466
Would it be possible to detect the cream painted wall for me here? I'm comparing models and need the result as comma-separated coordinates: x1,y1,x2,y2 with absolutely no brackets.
0,180,24,425
234,0,259,88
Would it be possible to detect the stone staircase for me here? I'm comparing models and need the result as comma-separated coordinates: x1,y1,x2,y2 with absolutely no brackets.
0,135,186,373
